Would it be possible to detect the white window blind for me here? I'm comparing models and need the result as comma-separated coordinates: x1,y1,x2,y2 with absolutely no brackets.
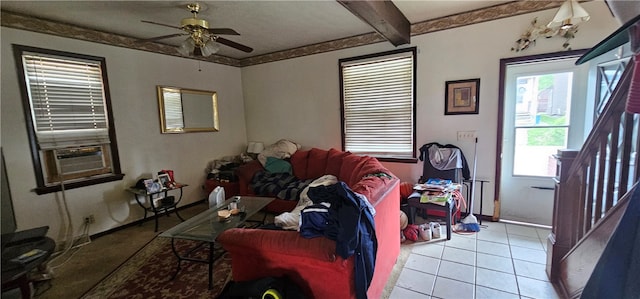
161,89,185,130
22,53,110,150
341,52,414,158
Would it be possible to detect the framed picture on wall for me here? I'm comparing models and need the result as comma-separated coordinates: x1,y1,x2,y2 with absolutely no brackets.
445,78,480,115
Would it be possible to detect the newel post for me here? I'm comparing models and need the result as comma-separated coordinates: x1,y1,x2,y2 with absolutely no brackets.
547,149,579,282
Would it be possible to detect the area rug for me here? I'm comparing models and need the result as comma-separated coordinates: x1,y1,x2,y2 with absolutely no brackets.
81,237,231,299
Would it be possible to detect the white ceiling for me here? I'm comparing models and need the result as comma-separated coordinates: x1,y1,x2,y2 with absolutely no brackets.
0,1,509,59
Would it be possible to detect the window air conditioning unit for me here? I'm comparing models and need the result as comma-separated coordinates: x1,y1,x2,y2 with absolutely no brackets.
54,146,106,175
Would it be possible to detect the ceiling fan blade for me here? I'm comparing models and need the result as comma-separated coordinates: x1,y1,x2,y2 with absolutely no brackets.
138,33,187,42
216,37,253,53
141,20,182,30
207,28,240,35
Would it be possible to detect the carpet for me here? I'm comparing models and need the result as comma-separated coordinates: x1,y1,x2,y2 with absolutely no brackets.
81,237,231,299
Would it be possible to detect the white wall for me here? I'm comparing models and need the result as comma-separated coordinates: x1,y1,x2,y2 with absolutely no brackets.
0,2,621,240
1,28,247,241
241,2,619,217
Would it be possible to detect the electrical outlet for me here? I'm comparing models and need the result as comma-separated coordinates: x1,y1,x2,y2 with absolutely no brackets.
84,214,95,224
457,130,477,141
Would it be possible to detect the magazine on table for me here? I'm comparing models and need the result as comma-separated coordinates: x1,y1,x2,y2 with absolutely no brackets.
419,191,451,205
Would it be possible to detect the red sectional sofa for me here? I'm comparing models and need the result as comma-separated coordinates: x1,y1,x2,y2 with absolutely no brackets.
217,147,400,298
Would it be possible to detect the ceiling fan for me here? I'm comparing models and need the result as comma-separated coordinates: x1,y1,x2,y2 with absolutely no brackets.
140,3,253,57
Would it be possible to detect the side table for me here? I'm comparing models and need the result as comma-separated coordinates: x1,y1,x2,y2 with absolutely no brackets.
1,227,55,299
406,191,455,240
126,183,188,232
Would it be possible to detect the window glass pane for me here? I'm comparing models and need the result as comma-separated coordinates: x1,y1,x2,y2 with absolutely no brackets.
513,127,568,176
515,72,572,127
23,53,110,149
595,59,629,119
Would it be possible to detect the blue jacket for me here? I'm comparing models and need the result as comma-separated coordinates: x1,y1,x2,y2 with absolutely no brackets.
303,182,377,299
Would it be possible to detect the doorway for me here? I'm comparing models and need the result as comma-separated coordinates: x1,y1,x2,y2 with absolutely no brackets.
496,51,590,226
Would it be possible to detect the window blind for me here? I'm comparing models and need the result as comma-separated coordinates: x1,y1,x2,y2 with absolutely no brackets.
342,53,414,158
22,53,110,149
161,89,185,130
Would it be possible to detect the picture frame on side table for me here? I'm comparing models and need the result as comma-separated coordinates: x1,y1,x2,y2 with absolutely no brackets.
157,174,171,189
445,78,480,115
144,179,162,194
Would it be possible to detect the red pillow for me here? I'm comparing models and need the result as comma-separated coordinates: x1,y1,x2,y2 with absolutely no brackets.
325,148,350,177
306,148,329,179
235,160,264,183
351,157,391,184
353,176,391,206
290,150,310,179
339,154,364,184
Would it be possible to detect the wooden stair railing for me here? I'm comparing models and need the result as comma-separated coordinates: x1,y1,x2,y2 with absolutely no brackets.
547,63,639,298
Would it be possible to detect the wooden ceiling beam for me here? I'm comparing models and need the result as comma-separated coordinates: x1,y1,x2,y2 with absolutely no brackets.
337,0,410,46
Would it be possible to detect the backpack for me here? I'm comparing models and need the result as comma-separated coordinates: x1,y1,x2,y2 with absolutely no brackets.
216,276,306,299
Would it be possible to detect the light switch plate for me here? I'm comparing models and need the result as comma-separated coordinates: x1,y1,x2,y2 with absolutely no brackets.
457,131,477,141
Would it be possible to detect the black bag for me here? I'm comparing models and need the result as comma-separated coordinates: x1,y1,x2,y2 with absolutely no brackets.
160,196,175,206
418,142,470,184
134,178,151,190
216,276,305,299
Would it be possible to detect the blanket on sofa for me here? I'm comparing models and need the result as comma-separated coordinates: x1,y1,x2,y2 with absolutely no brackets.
302,182,377,299
251,171,312,200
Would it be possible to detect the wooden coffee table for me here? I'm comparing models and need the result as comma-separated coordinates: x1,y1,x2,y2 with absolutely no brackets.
159,196,274,289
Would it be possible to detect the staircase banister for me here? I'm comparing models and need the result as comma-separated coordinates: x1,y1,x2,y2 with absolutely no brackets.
556,181,638,298
566,65,633,177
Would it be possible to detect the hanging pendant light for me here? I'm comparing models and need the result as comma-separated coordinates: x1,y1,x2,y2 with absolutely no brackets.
177,37,196,56
547,0,590,30
177,36,219,57
201,39,220,57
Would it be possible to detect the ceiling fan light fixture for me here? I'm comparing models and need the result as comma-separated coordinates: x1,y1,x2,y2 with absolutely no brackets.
547,0,590,29
143,2,251,56
177,37,196,56
201,39,220,57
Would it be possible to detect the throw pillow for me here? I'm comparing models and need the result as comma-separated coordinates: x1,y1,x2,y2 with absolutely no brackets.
264,157,292,174
258,139,300,166
306,148,329,179
290,150,310,179
235,160,264,183
325,148,350,177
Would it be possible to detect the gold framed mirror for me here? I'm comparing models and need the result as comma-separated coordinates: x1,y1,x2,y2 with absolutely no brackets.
157,86,219,133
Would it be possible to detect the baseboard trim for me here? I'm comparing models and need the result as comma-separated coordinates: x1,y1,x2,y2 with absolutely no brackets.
90,199,207,240
499,219,552,229
459,212,494,223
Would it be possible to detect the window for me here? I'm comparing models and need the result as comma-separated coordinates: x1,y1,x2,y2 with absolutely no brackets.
14,45,123,194
339,47,416,161
594,58,629,120
513,72,573,177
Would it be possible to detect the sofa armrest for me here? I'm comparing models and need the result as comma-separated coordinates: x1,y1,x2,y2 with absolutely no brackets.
217,228,337,262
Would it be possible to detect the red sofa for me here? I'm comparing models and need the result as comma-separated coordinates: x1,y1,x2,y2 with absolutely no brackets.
217,148,400,298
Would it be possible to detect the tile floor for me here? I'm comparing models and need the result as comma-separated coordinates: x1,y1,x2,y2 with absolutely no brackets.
390,222,562,299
